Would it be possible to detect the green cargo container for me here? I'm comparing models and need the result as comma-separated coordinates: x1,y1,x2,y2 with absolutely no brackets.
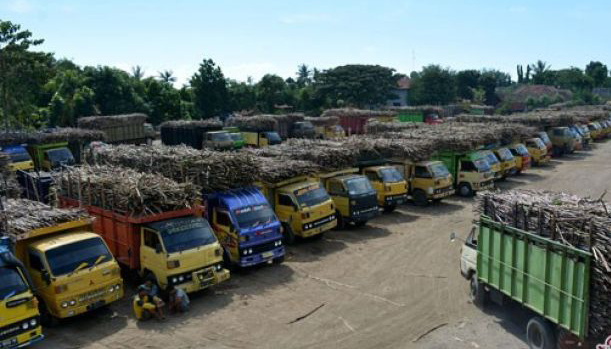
396,111,424,123
477,216,591,339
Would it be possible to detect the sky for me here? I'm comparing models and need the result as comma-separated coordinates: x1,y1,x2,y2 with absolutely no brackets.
2,0,610,86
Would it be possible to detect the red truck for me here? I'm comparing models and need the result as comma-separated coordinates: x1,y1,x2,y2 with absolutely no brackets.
59,197,230,293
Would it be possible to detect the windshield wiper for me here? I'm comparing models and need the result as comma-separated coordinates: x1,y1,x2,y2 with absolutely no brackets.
3,290,17,301
91,255,107,268
69,262,89,276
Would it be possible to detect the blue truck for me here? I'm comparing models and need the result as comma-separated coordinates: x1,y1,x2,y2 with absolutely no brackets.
203,187,285,267
0,144,34,171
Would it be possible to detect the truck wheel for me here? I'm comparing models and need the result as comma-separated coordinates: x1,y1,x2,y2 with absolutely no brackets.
282,223,296,245
354,221,367,227
526,317,556,349
272,255,285,264
39,300,57,327
311,231,325,240
334,211,345,230
413,190,429,206
383,205,396,213
469,273,486,308
458,183,473,197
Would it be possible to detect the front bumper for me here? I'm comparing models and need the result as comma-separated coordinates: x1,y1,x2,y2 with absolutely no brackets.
1,330,43,349
239,246,284,267
301,214,337,237
382,194,408,207
473,180,494,191
55,284,124,318
431,186,455,199
176,267,230,293
348,206,379,223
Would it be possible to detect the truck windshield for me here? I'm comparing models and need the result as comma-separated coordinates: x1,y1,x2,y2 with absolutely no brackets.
0,267,29,299
47,148,75,167
6,150,31,163
496,148,513,161
211,133,231,142
473,158,491,172
515,145,529,155
45,237,113,276
538,133,551,144
378,167,404,183
234,204,276,229
160,219,217,254
532,138,545,149
265,132,281,142
229,133,243,141
429,163,450,178
295,186,330,207
482,152,499,165
345,177,374,196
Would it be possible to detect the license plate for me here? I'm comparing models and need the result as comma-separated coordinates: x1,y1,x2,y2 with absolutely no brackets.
262,251,273,259
87,300,106,311
396,199,404,205
1,339,16,348
200,280,213,288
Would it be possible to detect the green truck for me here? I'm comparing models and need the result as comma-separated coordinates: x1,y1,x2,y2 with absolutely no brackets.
459,216,596,349
223,127,246,149
28,142,75,170
432,150,494,197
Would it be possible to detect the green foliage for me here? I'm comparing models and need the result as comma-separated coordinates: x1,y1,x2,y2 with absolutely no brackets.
585,61,608,87
255,74,288,112
554,68,592,91
227,80,256,112
409,65,456,105
190,58,228,119
82,65,148,115
456,70,480,100
313,64,396,108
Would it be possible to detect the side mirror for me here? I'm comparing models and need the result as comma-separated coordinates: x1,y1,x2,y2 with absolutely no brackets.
293,205,299,212
41,270,51,285
229,225,236,233
155,244,162,254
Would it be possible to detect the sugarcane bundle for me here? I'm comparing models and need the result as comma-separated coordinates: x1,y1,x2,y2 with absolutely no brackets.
0,152,20,198
304,116,339,127
0,198,88,239
476,189,611,337
255,156,320,183
55,165,199,216
0,128,106,146
86,144,259,192
78,113,148,129
160,119,223,129
321,108,395,118
385,105,445,115
365,120,420,134
226,115,278,132
344,136,435,162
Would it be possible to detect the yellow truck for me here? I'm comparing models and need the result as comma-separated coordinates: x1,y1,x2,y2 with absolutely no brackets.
0,237,44,348
258,176,337,243
360,165,408,212
6,204,124,325
0,145,34,171
242,131,283,148
478,150,502,180
493,147,517,178
524,138,550,166
312,169,379,229
314,125,346,140
390,159,454,206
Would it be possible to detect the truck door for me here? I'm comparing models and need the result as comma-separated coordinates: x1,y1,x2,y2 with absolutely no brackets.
327,180,349,217
363,170,384,203
26,249,53,304
276,193,297,226
260,133,268,147
140,228,165,280
413,165,433,192
213,209,238,262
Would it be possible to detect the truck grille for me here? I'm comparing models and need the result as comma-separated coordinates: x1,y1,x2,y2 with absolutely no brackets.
78,287,107,304
240,239,282,255
0,316,39,341
302,214,336,231
434,186,453,194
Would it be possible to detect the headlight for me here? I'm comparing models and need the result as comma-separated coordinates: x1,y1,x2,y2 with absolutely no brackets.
248,249,253,254
69,300,76,306
172,277,178,284
21,322,29,330
178,275,184,282
109,286,115,293
427,187,434,194
216,264,222,271
61,301,69,308
30,319,37,327
350,200,356,205
243,250,248,256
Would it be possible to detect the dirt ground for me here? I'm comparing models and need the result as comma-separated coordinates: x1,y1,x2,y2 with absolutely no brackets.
38,141,611,349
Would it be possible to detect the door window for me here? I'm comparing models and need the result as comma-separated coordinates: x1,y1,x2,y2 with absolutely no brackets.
414,166,432,178
28,250,44,272
278,194,294,207
328,181,346,196
460,161,476,172
143,229,161,250
365,171,379,182
216,210,232,227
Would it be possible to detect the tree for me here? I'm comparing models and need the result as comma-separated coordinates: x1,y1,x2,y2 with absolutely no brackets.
0,20,51,129
455,70,480,100
585,61,608,87
141,77,181,125
555,67,592,91
314,64,396,108
409,65,456,105
517,65,524,84
131,66,145,81
82,65,148,115
296,64,312,87
530,60,552,85
227,79,256,112
158,70,176,84
189,58,228,118
255,74,288,112
44,69,96,126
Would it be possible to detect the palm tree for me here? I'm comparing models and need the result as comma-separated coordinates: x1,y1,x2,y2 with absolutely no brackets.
131,66,145,80
296,64,311,86
529,60,550,84
158,70,176,84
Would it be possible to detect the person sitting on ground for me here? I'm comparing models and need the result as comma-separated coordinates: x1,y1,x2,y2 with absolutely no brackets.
168,285,190,314
133,285,165,321
141,280,165,309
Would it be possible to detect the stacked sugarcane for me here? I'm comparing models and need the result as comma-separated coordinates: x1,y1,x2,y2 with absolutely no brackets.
0,198,88,239
476,189,611,337
0,152,21,198
304,116,339,127
226,115,278,132
55,165,199,216
86,144,259,192
365,120,420,134
255,157,320,183
455,107,610,127
77,113,148,129
160,119,223,129
321,108,395,118
0,128,106,146
344,136,436,161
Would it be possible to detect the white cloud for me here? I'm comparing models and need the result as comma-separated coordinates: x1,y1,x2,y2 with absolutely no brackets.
7,0,33,13
280,13,332,25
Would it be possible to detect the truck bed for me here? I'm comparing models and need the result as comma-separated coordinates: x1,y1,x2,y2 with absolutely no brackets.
477,216,591,338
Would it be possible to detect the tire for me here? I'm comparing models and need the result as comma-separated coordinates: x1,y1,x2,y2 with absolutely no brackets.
354,221,367,227
432,198,442,203
282,223,296,245
413,190,429,206
39,300,57,327
383,205,396,213
222,249,234,269
311,231,325,240
334,211,345,230
469,274,486,308
272,255,285,264
526,317,556,349
458,183,473,197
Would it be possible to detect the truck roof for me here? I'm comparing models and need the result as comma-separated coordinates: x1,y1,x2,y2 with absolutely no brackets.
0,144,28,153
145,216,206,233
28,231,100,252
208,187,268,210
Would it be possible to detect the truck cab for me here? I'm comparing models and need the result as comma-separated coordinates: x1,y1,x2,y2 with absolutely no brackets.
223,127,246,149
508,143,531,174
391,160,454,206
14,220,123,322
361,166,408,212
203,131,234,150
587,122,604,141
537,131,553,154
524,138,550,166
315,169,379,229
291,122,316,139
314,125,346,140
433,151,494,197
569,125,589,149
478,150,502,180
0,145,34,171
493,147,517,178
204,187,285,267
548,127,576,156
459,226,478,280
0,237,44,348
242,131,282,147
28,143,75,171
258,177,337,243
